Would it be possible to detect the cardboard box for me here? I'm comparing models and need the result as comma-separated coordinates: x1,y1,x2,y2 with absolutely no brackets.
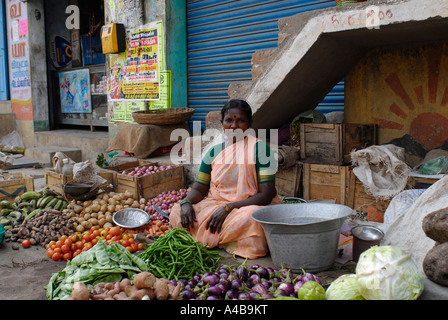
300,123,377,165
115,163,186,200
0,172,34,202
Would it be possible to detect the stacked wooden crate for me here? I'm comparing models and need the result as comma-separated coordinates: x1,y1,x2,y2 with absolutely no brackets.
45,159,186,201
300,123,385,216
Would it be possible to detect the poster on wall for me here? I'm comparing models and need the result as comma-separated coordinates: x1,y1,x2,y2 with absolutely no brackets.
108,21,160,101
6,0,33,121
58,69,92,113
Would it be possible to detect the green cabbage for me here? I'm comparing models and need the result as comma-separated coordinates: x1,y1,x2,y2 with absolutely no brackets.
355,245,424,300
325,274,365,300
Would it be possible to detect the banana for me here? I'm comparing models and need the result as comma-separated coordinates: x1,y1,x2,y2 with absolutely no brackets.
61,201,68,211
45,197,58,209
53,199,63,211
36,195,46,208
1,208,12,216
14,196,22,204
18,202,32,208
39,196,54,208
21,191,42,201
0,200,13,209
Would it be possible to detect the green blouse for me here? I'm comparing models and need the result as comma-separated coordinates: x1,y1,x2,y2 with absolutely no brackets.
195,140,276,186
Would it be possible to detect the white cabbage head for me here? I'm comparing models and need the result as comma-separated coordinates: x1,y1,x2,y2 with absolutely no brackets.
325,274,365,300
355,245,424,300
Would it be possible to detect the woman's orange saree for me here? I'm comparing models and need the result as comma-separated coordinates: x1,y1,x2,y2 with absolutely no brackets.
170,134,280,259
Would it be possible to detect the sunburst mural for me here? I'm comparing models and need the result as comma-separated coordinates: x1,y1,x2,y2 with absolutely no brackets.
346,43,448,157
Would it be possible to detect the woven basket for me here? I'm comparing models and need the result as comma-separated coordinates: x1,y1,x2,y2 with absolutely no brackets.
335,0,366,5
132,108,195,125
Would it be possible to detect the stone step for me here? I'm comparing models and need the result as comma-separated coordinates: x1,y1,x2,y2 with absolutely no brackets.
23,146,82,165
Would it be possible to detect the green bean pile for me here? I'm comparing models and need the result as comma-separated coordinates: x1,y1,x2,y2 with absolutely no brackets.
137,228,222,280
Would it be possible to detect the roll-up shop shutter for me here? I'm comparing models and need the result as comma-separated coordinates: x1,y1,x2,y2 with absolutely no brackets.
187,0,344,130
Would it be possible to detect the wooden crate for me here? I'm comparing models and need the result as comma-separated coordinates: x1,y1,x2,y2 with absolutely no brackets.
303,162,393,213
346,173,391,213
99,159,153,187
275,163,302,197
0,172,34,202
115,163,186,200
45,169,115,195
300,123,377,165
302,163,351,204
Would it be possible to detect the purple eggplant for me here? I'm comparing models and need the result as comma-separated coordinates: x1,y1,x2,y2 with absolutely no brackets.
230,278,244,291
238,292,250,300
261,279,273,290
207,285,223,296
256,267,270,279
277,282,294,295
247,273,261,287
203,274,219,286
251,284,268,295
181,289,195,300
207,295,220,300
225,289,239,300
248,292,261,300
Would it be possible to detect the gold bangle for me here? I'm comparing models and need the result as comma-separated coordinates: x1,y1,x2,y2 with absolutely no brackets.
223,203,232,214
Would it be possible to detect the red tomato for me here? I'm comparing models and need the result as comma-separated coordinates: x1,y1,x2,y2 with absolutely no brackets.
62,252,72,261
47,240,56,249
82,232,91,242
121,240,130,247
137,243,145,251
60,235,68,242
52,252,62,261
131,243,138,252
125,246,133,253
21,239,31,248
61,244,70,254
75,241,83,250
64,238,73,247
109,226,121,237
55,240,63,248
91,238,98,246
47,249,54,258
111,236,120,242
53,247,62,254
91,230,100,239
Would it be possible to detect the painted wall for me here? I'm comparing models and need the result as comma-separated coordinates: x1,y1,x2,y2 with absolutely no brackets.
105,0,187,139
5,0,49,147
345,42,448,165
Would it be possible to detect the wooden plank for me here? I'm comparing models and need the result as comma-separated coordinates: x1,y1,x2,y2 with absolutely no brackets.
275,163,302,197
0,173,34,202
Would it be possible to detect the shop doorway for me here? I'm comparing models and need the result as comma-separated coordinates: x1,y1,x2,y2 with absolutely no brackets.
45,0,107,131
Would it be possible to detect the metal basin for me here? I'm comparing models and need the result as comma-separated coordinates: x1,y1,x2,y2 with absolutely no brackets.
113,208,150,228
252,203,354,273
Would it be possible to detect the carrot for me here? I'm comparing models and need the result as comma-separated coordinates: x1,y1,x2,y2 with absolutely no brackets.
155,220,163,227
160,225,168,231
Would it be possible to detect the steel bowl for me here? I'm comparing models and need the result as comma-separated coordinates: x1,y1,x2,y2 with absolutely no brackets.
63,182,95,195
112,208,150,228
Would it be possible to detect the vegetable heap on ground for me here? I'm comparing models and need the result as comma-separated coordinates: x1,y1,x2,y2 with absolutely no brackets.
46,239,147,300
138,228,222,280
176,259,324,300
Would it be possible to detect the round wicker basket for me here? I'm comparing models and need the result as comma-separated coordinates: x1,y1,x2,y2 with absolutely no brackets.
132,108,195,125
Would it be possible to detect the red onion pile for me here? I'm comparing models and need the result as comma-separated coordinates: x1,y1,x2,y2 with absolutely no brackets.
144,188,189,222
121,165,174,177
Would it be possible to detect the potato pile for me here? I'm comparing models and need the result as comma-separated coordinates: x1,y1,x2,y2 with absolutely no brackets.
64,191,146,233
70,272,181,300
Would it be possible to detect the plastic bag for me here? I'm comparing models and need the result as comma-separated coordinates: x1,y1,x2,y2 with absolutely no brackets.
417,156,448,175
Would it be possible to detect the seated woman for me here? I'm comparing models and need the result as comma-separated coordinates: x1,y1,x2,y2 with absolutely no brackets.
169,99,281,259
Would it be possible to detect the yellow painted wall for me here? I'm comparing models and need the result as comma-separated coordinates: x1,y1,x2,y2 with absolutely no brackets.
345,42,448,155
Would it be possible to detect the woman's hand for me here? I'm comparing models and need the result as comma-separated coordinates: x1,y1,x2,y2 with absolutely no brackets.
180,202,196,230
206,206,229,234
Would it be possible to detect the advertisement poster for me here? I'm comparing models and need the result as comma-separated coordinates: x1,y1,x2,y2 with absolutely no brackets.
6,0,32,121
58,69,92,113
108,22,160,101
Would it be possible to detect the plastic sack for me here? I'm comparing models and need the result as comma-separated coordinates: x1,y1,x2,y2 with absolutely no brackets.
417,156,448,175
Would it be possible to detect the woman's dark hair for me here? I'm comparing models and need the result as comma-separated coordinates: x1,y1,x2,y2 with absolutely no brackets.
221,99,253,123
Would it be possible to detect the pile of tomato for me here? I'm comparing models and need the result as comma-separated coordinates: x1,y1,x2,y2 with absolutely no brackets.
46,226,146,261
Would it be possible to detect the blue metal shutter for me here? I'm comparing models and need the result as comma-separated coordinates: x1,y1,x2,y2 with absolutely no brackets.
0,0,9,101
187,0,344,129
